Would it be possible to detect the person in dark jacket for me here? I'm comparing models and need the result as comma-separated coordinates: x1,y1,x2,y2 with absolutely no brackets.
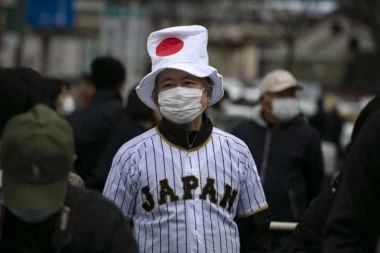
288,174,340,253
323,94,344,159
86,86,161,191
0,104,138,253
308,97,328,138
322,94,380,253
289,94,380,253
232,69,324,253
66,56,127,185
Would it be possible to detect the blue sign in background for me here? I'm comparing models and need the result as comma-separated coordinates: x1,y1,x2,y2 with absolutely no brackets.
26,0,74,28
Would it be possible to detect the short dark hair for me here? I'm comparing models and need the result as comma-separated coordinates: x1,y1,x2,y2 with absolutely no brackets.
90,56,126,90
44,77,69,110
126,85,155,121
80,73,93,84
0,67,51,136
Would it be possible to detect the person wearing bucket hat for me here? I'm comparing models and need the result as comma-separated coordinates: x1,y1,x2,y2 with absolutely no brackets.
0,104,138,253
104,25,270,253
232,69,324,253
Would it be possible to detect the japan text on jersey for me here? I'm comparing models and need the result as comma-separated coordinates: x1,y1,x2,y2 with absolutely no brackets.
104,127,268,253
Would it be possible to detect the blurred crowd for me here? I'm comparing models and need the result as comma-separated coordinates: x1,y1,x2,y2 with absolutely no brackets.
0,24,379,253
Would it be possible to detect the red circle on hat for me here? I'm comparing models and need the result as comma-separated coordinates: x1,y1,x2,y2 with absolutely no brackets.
156,38,184,57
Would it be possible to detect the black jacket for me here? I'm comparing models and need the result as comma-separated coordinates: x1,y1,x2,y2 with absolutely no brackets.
288,175,340,253
87,120,148,191
66,90,126,184
0,184,138,253
323,109,380,253
232,106,324,222
159,114,271,253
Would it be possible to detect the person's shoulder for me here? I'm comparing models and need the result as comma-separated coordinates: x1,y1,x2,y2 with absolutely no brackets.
354,108,380,141
212,127,251,152
112,120,145,141
68,185,125,216
66,107,88,122
232,116,265,134
293,116,322,140
366,108,380,126
233,119,253,130
116,127,158,156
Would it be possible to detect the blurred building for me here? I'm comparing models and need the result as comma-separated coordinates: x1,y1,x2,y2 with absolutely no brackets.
2,0,376,95
263,11,375,89
0,0,149,92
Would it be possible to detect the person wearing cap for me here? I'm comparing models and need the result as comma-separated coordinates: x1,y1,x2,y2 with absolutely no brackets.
232,69,324,253
0,104,138,252
104,25,270,253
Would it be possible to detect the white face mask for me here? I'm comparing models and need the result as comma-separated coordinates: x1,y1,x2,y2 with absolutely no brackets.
271,98,300,121
60,96,75,116
158,87,205,124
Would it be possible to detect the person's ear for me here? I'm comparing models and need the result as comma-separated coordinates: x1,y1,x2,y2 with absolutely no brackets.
153,90,160,109
206,89,213,104
117,83,124,93
259,95,271,111
259,95,266,105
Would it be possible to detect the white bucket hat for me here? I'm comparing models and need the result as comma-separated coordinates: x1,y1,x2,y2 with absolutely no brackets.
136,25,224,110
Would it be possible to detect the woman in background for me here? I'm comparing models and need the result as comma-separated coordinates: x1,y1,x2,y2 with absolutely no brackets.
45,77,76,116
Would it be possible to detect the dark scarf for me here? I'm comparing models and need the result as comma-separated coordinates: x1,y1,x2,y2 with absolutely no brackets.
157,114,213,150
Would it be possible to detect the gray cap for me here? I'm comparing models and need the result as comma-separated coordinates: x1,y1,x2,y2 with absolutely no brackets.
260,69,302,95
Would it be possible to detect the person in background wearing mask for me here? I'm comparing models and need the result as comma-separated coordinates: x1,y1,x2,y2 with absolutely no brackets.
78,73,95,108
45,77,83,187
232,69,324,253
45,77,76,116
0,104,138,253
104,25,270,253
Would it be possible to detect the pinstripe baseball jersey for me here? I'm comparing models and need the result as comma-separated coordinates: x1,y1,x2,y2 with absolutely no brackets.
103,126,268,253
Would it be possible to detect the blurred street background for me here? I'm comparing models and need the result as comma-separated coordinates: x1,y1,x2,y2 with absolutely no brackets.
0,0,378,174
